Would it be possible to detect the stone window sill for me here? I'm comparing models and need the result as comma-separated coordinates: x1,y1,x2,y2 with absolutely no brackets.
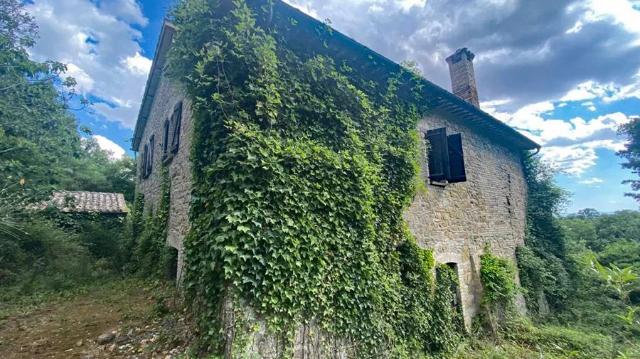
429,180,448,187
162,153,174,165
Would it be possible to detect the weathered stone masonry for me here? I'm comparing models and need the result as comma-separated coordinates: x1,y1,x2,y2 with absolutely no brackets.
135,69,193,281
405,109,527,328
132,3,538,334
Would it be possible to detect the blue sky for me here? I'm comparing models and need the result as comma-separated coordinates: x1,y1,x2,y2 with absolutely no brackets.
25,0,640,213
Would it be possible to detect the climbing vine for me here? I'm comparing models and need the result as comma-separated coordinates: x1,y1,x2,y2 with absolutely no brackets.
479,248,518,335
134,167,172,276
169,0,459,356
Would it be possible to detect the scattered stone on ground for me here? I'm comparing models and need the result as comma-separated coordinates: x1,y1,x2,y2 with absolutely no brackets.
0,279,192,359
96,331,115,345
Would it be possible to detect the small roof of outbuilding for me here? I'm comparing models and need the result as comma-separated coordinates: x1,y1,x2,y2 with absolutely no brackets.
37,191,128,214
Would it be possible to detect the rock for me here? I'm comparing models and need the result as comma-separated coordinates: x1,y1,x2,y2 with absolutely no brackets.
107,343,116,352
115,334,129,345
97,332,115,345
76,340,83,347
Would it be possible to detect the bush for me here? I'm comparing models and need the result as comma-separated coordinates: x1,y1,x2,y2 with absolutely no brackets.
1,220,95,297
505,320,616,359
480,251,517,308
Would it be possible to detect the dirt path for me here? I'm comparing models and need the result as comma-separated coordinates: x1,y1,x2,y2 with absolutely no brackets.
0,279,187,359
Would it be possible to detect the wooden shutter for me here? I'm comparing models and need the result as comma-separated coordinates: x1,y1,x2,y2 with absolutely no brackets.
447,133,466,183
142,144,148,179
148,135,154,176
426,128,450,182
162,119,170,155
171,102,182,154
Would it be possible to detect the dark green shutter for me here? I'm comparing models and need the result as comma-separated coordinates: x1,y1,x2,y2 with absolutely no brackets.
162,119,170,155
171,102,182,153
426,128,450,181
142,144,148,179
447,133,466,183
148,135,154,176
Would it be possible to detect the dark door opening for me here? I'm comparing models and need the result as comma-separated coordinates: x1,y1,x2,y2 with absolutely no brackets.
166,247,179,281
437,262,464,329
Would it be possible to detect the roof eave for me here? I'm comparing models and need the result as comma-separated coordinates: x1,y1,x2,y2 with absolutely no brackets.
131,21,176,151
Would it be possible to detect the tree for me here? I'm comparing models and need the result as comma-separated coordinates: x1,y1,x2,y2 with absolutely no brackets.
0,0,134,201
618,116,640,202
517,156,572,315
0,0,84,198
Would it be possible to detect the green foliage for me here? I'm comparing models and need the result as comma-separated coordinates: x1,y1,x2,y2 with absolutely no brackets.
618,116,640,202
518,156,571,315
502,320,616,359
557,210,640,335
480,251,517,308
0,0,135,201
0,220,96,298
169,0,458,356
599,241,640,270
455,320,618,359
479,249,517,336
134,167,172,277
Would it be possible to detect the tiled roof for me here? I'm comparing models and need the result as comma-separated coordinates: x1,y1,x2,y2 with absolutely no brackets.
40,191,128,214
133,3,539,152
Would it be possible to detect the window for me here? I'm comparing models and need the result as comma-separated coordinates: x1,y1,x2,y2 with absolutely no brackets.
141,144,149,179
162,119,170,157
425,128,466,184
170,101,182,154
148,135,154,177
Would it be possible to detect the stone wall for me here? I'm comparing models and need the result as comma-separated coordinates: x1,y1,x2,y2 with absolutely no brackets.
404,109,527,328
135,73,527,332
135,70,193,281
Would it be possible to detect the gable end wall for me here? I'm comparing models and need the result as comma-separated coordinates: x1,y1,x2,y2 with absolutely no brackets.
404,110,528,328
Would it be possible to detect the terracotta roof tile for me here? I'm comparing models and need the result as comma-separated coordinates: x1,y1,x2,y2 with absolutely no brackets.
41,191,128,214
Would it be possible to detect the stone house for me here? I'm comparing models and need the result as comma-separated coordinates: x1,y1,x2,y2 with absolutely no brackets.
132,1,539,329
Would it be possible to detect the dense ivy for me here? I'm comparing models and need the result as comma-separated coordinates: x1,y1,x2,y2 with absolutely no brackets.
134,167,172,276
169,0,459,356
479,249,518,336
517,156,571,316
480,251,517,308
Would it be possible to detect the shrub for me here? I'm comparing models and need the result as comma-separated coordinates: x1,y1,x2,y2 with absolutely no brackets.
1,220,95,297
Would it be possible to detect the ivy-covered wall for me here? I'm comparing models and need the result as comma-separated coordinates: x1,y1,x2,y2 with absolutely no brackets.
163,0,462,357
129,0,533,356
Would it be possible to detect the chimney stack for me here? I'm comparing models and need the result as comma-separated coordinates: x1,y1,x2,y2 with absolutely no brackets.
446,48,480,107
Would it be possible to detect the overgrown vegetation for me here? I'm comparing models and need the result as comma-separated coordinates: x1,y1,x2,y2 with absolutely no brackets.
495,157,640,358
478,249,517,336
0,0,142,299
3,0,640,357
169,0,460,356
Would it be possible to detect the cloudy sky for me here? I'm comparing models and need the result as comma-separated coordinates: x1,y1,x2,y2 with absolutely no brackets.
25,0,640,212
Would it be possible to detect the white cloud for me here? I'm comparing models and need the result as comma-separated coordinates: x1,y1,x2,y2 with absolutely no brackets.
539,144,598,176
581,101,597,111
566,20,584,34
26,0,151,129
100,0,148,26
123,52,152,75
397,0,427,12
582,0,640,38
578,177,604,185
488,97,635,175
64,63,94,93
92,135,125,160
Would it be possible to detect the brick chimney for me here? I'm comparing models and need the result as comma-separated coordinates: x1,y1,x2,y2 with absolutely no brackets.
445,48,480,107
